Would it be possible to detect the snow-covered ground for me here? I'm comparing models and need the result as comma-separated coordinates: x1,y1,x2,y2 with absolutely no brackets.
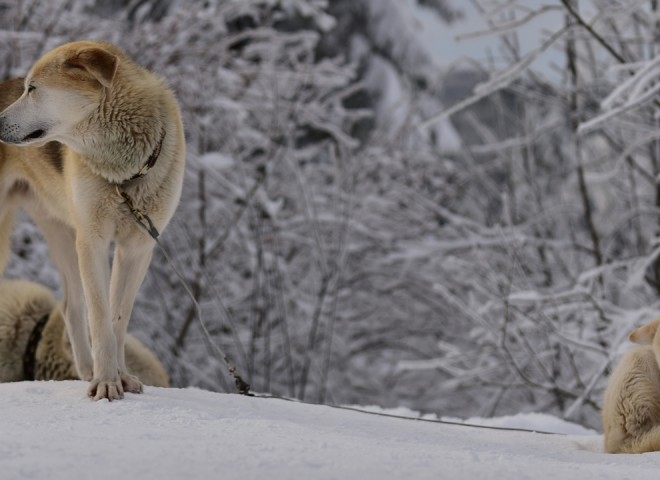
0,381,656,480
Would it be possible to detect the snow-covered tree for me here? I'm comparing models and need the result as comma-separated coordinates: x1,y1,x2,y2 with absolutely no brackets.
8,0,660,430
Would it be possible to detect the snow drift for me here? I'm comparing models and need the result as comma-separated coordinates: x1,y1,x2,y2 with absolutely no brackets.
1,381,659,479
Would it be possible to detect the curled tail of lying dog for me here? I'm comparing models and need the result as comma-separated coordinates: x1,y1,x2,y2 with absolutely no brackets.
0,280,169,387
603,318,660,453
0,280,54,381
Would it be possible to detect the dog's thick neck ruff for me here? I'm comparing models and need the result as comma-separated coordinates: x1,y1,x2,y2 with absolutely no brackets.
67,47,172,185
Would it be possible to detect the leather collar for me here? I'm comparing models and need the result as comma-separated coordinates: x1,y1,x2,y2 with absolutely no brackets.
124,128,166,183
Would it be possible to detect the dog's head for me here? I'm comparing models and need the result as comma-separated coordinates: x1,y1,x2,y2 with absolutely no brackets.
0,41,118,146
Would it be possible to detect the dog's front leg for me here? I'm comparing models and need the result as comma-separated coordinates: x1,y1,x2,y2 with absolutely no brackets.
109,240,154,394
76,234,123,401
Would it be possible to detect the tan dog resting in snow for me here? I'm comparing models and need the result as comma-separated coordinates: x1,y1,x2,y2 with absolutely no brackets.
0,280,169,387
603,318,660,453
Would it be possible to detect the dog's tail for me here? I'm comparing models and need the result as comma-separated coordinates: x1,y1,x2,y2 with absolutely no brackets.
0,210,14,274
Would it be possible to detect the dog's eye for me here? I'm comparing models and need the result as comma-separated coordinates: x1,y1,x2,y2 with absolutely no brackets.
27,84,36,93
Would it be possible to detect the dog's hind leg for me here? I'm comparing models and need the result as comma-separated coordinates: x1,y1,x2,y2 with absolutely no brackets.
34,215,94,380
109,240,154,394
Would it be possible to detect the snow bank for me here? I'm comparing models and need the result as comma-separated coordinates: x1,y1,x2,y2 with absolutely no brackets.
1,381,659,480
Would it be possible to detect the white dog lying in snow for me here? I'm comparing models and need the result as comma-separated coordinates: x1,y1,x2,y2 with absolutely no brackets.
603,318,660,453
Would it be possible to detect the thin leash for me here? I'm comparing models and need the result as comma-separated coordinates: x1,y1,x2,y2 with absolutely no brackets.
116,188,251,395
114,151,569,434
119,189,251,394
114,134,251,396
234,391,564,435
117,188,573,435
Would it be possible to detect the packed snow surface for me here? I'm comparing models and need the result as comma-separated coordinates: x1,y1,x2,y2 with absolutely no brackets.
0,381,658,480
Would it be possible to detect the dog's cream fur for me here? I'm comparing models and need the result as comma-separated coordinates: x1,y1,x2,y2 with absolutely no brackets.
0,41,185,400
602,319,660,453
0,279,169,386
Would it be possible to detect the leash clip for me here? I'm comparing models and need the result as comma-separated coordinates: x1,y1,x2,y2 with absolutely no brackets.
115,184,160,240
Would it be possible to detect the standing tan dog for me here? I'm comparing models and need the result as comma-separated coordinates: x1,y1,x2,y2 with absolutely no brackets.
0,41,185,400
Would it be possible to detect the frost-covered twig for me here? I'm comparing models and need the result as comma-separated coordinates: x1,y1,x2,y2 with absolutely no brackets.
578,53,660,134
578,82,660,133
559,0,626,64
602,57,660,109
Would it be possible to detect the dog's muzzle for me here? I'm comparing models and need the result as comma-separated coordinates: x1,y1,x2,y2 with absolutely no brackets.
0,116,47,145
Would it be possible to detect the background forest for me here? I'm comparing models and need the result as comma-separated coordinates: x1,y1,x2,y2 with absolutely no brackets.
1,0,658,430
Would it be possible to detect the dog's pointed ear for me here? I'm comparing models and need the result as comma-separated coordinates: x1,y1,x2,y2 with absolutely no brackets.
65,47,118,88
629,319,660,345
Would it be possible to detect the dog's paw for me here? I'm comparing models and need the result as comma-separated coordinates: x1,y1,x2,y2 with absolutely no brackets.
87,378,125,401
120,373,143,394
